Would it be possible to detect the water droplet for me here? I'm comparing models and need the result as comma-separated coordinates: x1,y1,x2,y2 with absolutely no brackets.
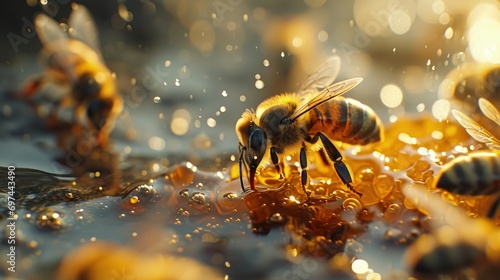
179,189,190,198
221,192,237,201
190,192,206,205
267,213,286,224
153,96,161,103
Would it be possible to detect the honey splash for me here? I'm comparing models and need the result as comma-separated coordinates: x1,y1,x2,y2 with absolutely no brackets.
231,112,497,276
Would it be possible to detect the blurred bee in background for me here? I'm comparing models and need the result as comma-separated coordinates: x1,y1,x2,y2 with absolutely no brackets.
434,98,500,218
443,62,500,134
236,55,384,196
19,4,123,146
404,183,500,276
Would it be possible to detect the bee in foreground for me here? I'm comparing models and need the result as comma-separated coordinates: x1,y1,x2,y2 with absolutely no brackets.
20,4,123,146
236,56,384,196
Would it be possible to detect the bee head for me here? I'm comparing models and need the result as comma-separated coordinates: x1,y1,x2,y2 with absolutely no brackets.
86,98,121,145
236,113,268,190
74,72,103,101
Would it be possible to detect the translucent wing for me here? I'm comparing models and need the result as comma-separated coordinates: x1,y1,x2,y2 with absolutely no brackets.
35,14,80,82
452,109,500,150
35,13,68,47
289,77,363,121
68,5,101,55
479,98,500,127
297,55,341,96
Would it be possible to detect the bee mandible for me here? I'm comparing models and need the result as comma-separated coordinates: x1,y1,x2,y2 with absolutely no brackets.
236,56,384,196
20,4,123,146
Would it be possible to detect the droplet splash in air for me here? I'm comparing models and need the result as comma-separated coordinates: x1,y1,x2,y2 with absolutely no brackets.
444,27,454,39
255,80,265,89
207,118,217,128
431,99,450,120
171,109,191,136
380,84,403,108
148,136,166,151
318,30,328,42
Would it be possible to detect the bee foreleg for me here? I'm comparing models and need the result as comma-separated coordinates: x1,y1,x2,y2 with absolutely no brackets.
238,143,248,192
308,132,362,197
270,147,284,179
299,146,309,195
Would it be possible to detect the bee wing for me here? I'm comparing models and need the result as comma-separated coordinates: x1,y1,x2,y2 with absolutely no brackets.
452,109,500,150
35,14,80,82
297,55,341,97
35,13,68,47
289,77,363,121
68,5,101,56
479,98,500,127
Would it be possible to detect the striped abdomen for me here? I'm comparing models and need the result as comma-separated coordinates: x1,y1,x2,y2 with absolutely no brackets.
435,152,500,196
307,97,383,145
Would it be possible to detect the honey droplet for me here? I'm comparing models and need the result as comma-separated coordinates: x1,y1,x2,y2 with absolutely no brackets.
373,174,395,200
129,196,139,204
357,167,375,182
342,198,362,213
36,210,63,230
383,203,402,223
170,165,195,188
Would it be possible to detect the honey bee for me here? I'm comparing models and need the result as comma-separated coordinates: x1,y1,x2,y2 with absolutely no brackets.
435,152,500,196
236,56,384,195
20,4,123,146
434,98,500,217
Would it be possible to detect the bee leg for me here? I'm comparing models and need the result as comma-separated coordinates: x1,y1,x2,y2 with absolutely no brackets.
238,144,248,192
270,147,284,179
299,146,309,195
311,132,362,197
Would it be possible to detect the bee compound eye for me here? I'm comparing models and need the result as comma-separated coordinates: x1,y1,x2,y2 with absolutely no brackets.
247,127,267,166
